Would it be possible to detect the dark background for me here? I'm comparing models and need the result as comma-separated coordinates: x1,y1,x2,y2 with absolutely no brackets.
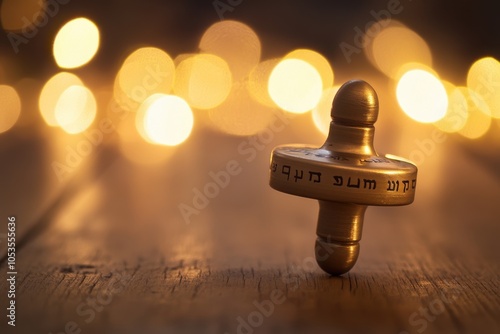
1,0,499,83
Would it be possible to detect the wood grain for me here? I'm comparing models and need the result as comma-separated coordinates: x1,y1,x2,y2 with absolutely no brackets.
1,131,499,334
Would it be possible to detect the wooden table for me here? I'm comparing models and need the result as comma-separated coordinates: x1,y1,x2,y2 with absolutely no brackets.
1,118,499,334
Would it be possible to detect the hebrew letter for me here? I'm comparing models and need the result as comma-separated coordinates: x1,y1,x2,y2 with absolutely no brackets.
282,165,291,181
271,162,277,173
412,179,416,189
347,177,360,188
309,171,321,183
387,180,399,191
333,176,343,186
294,169,304,182
402,180,410,193
363,179,377,190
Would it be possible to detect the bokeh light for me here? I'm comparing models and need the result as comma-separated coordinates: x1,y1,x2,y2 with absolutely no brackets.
174,54,232,110
467,57,500,119
54,85,97,134
312,86,340,135
434,82,468,133
53,17,100,69
0,85,21,134
209,81,276,136
396,69,448,123
199,20,261,80
285,49,334,89
174,53,197,66
136,94,193,146
457,87,491,139
118,113,174,166
116,47,175,108
247,58,280,108
39,72,84,126
363,20,405,65
1,0,46,31
367,23,432,79
392,62,439,83
268,59,323,114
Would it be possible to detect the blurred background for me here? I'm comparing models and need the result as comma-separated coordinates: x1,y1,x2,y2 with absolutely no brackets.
1,1,499,333
1,0,499,269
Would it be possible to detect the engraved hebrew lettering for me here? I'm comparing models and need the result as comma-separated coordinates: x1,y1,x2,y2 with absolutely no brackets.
387,180,399,191
294,169,304,182
309,171,321,183
282,165,291,181
333,176,343,186
363,179,377,189
402,180,409,193
347,177,360,188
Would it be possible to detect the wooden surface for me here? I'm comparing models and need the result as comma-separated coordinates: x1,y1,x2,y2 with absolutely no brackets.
1,124,500,334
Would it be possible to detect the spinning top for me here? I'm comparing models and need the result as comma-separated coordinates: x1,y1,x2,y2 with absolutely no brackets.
269,80,417,275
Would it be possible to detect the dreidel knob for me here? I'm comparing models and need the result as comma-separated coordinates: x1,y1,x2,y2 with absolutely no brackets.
269,80,417,275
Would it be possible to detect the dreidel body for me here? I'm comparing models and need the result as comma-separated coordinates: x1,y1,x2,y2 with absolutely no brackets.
269,80,417,275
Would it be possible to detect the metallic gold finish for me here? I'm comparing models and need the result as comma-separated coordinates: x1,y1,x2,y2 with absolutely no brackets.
269,80,418,275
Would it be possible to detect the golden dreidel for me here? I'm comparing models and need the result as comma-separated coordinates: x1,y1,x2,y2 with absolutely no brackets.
269,80,417,275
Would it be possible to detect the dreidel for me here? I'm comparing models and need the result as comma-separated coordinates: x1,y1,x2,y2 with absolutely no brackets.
269,80,417,275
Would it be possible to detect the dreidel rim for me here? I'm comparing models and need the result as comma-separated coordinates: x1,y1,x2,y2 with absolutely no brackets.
269,145,417,206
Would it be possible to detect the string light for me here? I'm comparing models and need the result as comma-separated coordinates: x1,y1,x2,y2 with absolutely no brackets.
285,49,334,89
0,85,21,134
396,69,447,123
0,13,496,149
457,87,491,139
136,94,194,146
209,81,276,136
199,20,261,81
268,59,323,114
54,85,97,134
39,72,84,126
53,17,100,69
366,22,432,79
115,47,175,108
174,54,232,110
467,57,500,119
434,83,468,133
